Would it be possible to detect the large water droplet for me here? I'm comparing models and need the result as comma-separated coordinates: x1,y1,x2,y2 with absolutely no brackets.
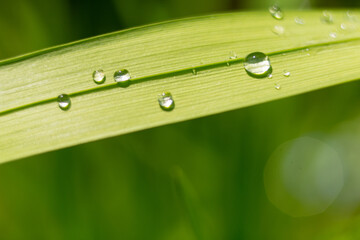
158,92,175,111
57,94,71,111
321,11,334,24
92,70,106,84
114,69,131,86
272,25,285,35
269,5,284,20
244,52,272,78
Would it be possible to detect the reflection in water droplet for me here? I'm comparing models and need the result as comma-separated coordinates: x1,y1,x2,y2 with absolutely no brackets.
92,70,106,84
329,32,337,38
158,92,175,111
114,69,131,86
295,17,305,25
321,11,334,24
264,136,343,217
269,5,284,20
283,71,291,77
272,25,285,35
57,94,71,111
274,83,281,90
244,52,272,78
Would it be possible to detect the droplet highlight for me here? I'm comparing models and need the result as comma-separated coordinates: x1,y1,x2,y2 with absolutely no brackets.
244,52,272,78
114,69,131,87
158,92,175,111
57,94,71,111
269,5,284,20
92,70,106,84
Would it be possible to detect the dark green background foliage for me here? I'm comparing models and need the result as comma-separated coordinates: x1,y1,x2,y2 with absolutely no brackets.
1,0,360,239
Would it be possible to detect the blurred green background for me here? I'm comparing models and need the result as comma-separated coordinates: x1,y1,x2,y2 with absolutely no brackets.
1,0,360,239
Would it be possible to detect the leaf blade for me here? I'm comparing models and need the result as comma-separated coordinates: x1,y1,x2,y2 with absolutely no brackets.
1,10,360,162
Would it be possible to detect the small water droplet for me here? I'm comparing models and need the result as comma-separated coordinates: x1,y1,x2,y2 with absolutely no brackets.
244,52,272,78
329,32,337,38
295,17,305,25
340,22,356,31
275,84,281,90
283,71,291,77
269,5,284,20
302,48,311,56
92,70,106,84
158,92,175,111
229,51,238,59
57,94,71,111
192,68,197,75
226,61,231,66
346,10,358,22
272,25,285,35
268,74,273,79
321,11,334,24
114,69,131,87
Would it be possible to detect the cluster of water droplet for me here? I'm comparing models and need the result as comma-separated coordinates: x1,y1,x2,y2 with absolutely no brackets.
56,8,360,111
242,51,293,90
58,68,176,112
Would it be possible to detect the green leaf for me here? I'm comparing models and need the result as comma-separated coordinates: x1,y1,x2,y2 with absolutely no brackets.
1,10,360,163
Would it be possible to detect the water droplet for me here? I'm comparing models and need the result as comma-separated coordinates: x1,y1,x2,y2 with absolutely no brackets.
268,74,273,79
192,68,197,75
269,5,284,20
283,71,291,77
92,70,106,84
57,94,71,111
329,32,337,38
229,51,238,59
321,11,334,24
114,69,131,87
295,17,305,25
272,25,285,35
244,52,272,78
226,61,231,66
275,83,281,90
158,92,175,111
346,10,358,22
302,48,311,56
340,22,357,31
